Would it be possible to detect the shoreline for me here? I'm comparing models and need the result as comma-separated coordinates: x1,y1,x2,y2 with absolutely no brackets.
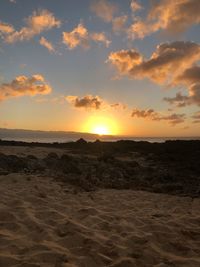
0,140,200,198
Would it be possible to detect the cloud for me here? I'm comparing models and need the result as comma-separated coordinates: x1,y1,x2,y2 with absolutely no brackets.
39,36,55,53
110,102,126,110
62,23,110,49
90,32,111,47
108,41,200,108
0,22,14,34
66,95,103,110
0,74,52,100
164,84,200,107
112,15,128,34
108,49,143,75
90,0,117,22
130,0,142,12
163,93,190,107
63,23,88,50
131,108,186,126
128,0,200,39
131,108,155,118
163,66,200,107
66,94,126,111
2,9,61,43
175,66,200,85
108,42,200,84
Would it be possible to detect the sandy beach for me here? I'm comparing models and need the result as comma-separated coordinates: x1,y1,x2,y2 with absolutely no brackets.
0,142,200,267
1,172,200,267
2,0,200,265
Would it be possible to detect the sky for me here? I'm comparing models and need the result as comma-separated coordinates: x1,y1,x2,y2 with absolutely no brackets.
0,0,200,137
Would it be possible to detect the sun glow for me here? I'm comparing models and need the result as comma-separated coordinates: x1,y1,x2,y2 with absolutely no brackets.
92,125,109,135
83,116,119,136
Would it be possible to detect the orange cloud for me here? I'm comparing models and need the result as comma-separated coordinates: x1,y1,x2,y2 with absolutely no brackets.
108,42,200,84
63,23,88,50
131,108,186,126
39,36,55,53
62,23,110,49
0,74,52,100
90,0,117,22
108,42,200,107
90,32,111,47
128,0,200,39
0,22,14,34
108,49,143,75
3,9,61,43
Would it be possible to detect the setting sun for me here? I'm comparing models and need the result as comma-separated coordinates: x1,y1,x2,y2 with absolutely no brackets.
92,125,109,135
82,116,119,136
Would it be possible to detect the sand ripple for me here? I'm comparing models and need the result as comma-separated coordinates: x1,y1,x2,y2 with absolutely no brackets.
0,174,200,267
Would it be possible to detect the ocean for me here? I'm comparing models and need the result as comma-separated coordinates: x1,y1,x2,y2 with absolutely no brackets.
2,136,200,143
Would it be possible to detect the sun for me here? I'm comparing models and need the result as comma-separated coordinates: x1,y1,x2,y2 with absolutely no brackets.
82,116,119,136
92,125,109,135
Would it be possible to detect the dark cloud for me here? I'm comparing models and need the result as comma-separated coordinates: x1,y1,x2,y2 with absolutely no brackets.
163,84,200,107
131,108,186,126
66,95,103,110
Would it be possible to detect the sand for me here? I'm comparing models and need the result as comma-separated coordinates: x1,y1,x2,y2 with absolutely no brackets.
1,171,200,267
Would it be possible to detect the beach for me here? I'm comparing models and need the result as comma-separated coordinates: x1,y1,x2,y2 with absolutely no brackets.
0,141,200,267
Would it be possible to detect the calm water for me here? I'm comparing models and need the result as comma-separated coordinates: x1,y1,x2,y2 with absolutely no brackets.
2,136,200,143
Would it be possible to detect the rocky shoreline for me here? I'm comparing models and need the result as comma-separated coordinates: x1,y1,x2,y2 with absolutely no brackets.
0,140,200,197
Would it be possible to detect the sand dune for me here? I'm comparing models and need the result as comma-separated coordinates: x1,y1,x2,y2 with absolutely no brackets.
1,172,200,267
